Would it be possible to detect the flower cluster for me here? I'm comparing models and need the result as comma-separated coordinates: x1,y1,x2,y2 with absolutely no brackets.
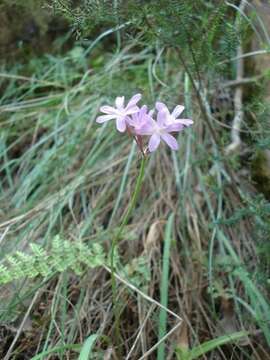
96,93,193,153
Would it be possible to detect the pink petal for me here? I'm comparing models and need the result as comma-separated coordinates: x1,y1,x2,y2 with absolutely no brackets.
161,133,179,150
136,117,155,135
157,109,167,126
126,93,142,110
140,105,147,116
178,119,193,126
166,123,184,132
125,105,140,115
116,117,127,132
156,102,167,111
96,114,116,123
129,107,148,128
172,105,185,118
115,96,125,109
100,105,117,114
148,133,161,152
136,124,152,135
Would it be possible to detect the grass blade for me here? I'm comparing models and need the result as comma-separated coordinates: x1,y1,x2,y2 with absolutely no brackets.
176,331,249,360
31,343,81,360
78,334,99,360
157,213,174,360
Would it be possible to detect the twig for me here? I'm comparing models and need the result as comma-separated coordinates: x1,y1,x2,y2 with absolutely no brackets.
225,0,246,155
217,45,270,67
0,226,10,246
103,265,183,358
137,321,182,360
126,304,154,360
103,265,182,321
4,290,40,360
0,73,66,89
221,75,263,88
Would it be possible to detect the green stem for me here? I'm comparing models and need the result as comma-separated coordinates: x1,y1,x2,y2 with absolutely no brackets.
110,155,147,351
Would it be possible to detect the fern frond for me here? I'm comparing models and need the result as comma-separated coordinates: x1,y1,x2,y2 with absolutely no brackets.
0,235,106,285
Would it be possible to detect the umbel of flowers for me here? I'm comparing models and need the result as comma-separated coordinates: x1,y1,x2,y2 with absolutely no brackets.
96,94,193,153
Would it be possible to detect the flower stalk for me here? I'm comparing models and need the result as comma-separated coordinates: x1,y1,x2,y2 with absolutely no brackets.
110,154,147,351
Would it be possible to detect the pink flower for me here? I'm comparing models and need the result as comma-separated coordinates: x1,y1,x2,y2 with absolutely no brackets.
156,102,193,127
127,105,153,133
137,107,193,152
96,93,142,132
96,94,193,153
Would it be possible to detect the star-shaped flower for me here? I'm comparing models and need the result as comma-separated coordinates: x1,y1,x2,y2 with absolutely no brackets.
137,107,193,152
156,102,193,127
96,95,193,153
96,94,142,132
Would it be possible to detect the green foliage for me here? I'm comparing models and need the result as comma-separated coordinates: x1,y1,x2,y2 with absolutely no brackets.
78,334,99,360
52,0,239,75
176,331,249,360
31,343,81,360
219,230,270,346
0,235,106,284
122,255,150,290
31,334,100,359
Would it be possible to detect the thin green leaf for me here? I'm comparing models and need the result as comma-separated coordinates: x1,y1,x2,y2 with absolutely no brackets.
78,334,99,360
176,331,249,360
157,213,174,360
31,343,81,360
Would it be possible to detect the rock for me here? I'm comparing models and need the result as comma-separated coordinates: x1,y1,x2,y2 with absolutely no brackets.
251,149,270,199
0,1,68,60
250,1,270,101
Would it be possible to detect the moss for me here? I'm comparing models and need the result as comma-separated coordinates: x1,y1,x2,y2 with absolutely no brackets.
0,1,69,61
251,150,270,199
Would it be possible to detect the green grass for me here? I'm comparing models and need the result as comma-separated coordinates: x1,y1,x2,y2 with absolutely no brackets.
176,330,249,360
157,213,174,360
0,26,270,359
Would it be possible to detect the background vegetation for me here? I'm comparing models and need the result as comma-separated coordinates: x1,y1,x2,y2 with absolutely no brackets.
0,0,270,359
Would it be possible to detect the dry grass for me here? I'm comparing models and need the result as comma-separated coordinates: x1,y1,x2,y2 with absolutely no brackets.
0,29,269,359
